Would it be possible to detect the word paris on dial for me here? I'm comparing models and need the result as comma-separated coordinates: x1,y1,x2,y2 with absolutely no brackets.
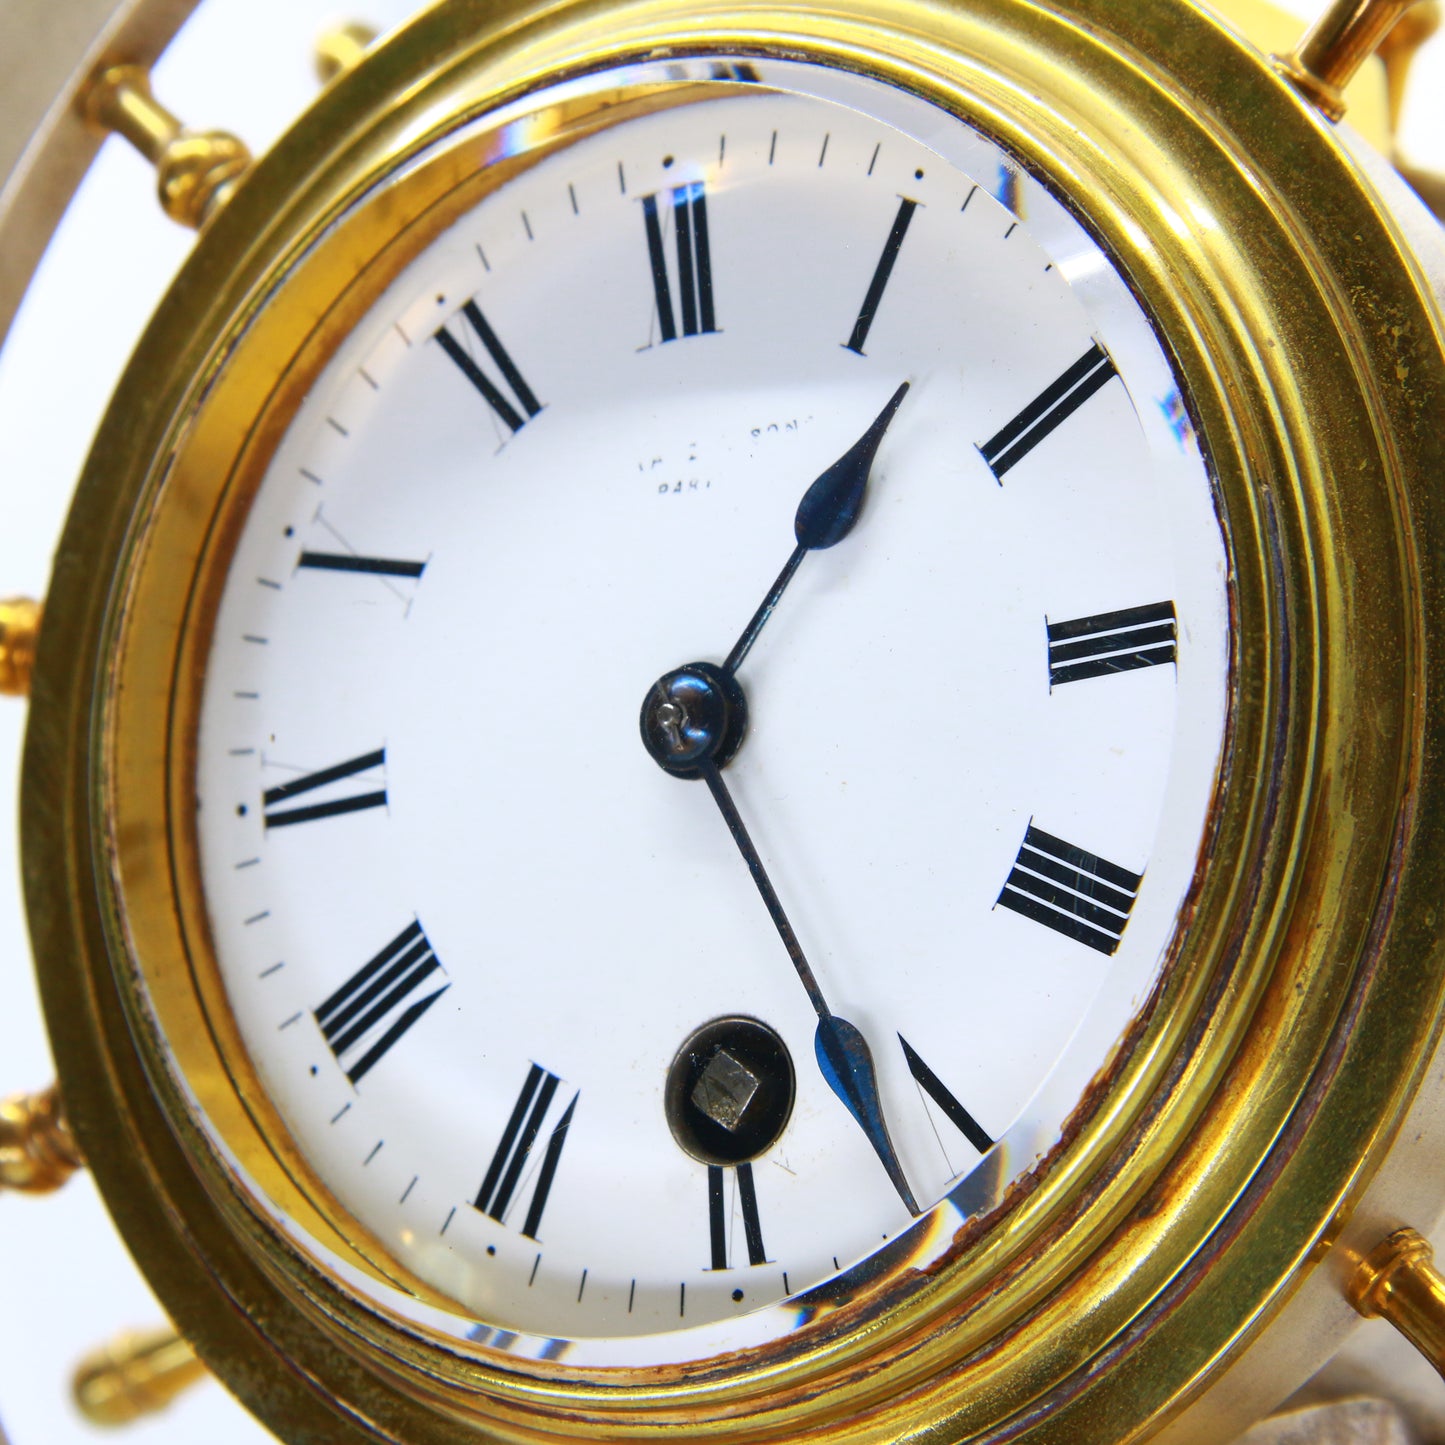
194,77,1227,1343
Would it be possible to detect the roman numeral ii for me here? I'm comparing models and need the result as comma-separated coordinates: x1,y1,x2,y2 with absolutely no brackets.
315,920,449,1084
979,343,1118,479
263,748,387,829
997,823,1142,956
642,181,717,342
474,1063,578,1241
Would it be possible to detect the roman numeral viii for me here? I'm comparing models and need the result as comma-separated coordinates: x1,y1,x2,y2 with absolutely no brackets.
435,300,542,433
707,1163,768,1270
263,748,386,829
474,1063,578,1242
1048,601,1177,687
315,921,449,1084
979,343,1118,480
642,181,717,342
997,824,1143,956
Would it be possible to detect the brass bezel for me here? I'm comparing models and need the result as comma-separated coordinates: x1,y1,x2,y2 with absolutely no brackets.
20,0,1445,1441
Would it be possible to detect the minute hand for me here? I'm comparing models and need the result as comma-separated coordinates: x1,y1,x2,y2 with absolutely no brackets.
722,380,911,676
697,759,920,1216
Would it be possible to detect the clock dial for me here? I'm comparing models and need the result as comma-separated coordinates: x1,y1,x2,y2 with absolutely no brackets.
191,67,1230,1349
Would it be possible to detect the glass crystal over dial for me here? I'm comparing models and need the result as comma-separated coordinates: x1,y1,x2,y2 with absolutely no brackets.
191,62,1231,1354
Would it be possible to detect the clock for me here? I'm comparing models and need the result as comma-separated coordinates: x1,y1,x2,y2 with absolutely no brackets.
4,0,1445,1441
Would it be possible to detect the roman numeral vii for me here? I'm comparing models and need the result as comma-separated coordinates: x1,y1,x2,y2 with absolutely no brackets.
474,1063,578,1242
997,823,1143,956
263,748,386,829
642,181,717,342
315,921,449,1084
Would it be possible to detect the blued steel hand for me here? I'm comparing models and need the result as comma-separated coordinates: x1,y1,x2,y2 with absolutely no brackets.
722,380,911,676
697,758,920,1216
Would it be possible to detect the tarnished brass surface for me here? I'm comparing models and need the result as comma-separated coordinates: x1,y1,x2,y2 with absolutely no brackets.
0,1085,83,1194
1277,0,1431,120
0,598,41,698
78,64,250,229
314,22,381,85
72,1325,208,1426
15,0,1445,1442
1350,1230,1445,1379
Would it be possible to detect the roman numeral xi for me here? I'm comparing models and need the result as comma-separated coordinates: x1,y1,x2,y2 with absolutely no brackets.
643,181,717,342
315,920,449,1084
1048,602,1178,687
997,824,1143,956
474,1063,578,1242
435,299,542,433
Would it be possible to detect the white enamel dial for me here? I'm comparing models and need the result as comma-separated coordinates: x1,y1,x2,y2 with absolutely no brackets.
192,62,1230,1353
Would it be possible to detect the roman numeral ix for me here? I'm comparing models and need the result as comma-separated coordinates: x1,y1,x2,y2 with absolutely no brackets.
844,197,918,355
263,748,386,829
707,1162,768,1270
297,551,427,579
315,920,449,1084
979,343,1118,480
642,180,717,342
474,1063,578,1242
997,823,1143,956
1047,601,1177,687
435,299,542,433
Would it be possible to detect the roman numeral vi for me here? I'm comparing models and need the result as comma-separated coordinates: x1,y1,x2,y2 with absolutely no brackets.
315,920,449,1084
707,1162,768,1270
997,823,1143,956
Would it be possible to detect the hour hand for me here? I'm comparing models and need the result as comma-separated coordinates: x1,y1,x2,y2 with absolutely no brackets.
723,380,910,675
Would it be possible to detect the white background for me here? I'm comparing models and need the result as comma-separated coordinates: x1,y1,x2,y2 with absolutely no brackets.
0,2,1441,1441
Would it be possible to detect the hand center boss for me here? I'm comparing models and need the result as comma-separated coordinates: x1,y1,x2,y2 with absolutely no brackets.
638,382,919,1215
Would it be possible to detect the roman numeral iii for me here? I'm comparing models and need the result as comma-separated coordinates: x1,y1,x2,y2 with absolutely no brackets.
979,343,1118,479
1047,601,1178,687
435,299,542,432
997,823,1143,956
707,1162,768,1270
263,748,387,829
642,181,717,342
315,920,449,1084
474,1063,578,1241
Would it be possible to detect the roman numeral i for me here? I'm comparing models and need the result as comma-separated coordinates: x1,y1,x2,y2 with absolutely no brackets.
474,1063,578,1242
1047,601,1177,687
315,920,448,1084
642,181,717,343
707,1163,768,1270
997,824,1142,956
844,197,918,356
435,299,542,433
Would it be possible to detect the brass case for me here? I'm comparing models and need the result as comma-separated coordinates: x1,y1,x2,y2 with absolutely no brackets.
19,0,1445,1440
